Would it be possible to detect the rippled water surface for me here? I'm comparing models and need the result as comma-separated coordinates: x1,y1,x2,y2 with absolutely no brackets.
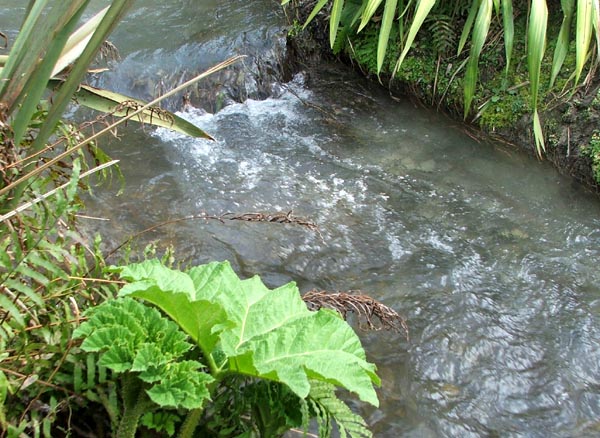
4,2,600,436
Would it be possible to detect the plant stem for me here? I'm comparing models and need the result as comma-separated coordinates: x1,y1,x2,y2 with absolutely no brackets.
178,408,203,438
116,374,150,438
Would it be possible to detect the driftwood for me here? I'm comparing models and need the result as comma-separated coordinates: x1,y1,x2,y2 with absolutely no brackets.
303,289,408,339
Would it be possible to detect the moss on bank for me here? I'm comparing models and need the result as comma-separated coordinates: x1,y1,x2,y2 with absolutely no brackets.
285,1,600,194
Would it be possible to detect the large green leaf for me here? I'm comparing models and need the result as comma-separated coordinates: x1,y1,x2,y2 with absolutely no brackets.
115,260,381,406
73,297,213,410
116,260,226,356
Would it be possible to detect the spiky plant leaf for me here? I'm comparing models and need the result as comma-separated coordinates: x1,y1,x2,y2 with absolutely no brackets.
576,0,594,84
528,0,548,156
331,0,346,48
502,0,514,75
463,0,493,118
392,0,436,77
377,0,398,73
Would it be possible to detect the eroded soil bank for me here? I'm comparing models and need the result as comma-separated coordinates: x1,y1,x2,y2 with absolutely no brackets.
282,1,600,195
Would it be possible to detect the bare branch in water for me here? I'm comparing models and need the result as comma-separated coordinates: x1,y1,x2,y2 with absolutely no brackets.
223,210,323,239
105,210,323,260
303,289,409,339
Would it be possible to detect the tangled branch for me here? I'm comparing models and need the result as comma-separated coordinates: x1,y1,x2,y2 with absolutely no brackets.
105,210,323,260
303,289,408,339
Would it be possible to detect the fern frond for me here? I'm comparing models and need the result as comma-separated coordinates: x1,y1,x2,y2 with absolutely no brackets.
427,14,457,56
309,380,372,438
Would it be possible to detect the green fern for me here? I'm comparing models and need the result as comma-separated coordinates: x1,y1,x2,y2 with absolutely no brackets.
309,380,372,438
427,14,457,56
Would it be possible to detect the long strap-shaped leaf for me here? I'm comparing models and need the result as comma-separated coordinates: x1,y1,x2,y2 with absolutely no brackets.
28,0,134,156
0,1,89,146
576,0,594,85
0,0,51,107
391,0,436,78
463,0,493,118
0,56,243,200
377,0,398,74
358,0,384,31
330,0,346,48
529,0,548,156
52,6,109,77
591,0,600,68
302,0,329,31
457,0,479,55
550,0,574,87
67,83,213,139
502,0,514,76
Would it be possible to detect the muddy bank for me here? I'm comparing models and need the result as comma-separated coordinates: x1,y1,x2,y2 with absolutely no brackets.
282,1,600,195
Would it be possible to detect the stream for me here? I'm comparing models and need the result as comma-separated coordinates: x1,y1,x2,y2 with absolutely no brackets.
4,1,600,437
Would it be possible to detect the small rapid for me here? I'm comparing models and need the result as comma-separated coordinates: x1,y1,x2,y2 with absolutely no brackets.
85,61,600,436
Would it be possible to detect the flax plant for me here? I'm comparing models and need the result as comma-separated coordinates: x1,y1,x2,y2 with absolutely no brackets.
289,0,600,157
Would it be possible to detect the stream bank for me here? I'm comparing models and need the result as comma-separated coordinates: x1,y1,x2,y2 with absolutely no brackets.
283,1,600,195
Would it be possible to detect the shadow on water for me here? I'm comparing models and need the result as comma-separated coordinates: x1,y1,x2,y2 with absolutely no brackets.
3,1,600,436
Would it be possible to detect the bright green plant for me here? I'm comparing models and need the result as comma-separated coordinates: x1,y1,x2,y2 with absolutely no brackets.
286,0,600,157
72,297,214,437
582,130,600,183
73,259,379,437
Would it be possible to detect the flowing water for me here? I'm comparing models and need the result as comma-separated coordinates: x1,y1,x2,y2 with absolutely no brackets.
4,2,600,437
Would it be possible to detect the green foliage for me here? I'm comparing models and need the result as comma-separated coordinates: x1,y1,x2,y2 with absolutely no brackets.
73,297,214,410
582,130,600,183
293,0,600,156
309,381,372,438
114,259,380,406
426,14,457,56
141,411,180,436
74,258,379,437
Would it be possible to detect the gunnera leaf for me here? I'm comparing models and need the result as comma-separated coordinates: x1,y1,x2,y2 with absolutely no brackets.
115,260,228,353
72,297,213,410
114,260,380,407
